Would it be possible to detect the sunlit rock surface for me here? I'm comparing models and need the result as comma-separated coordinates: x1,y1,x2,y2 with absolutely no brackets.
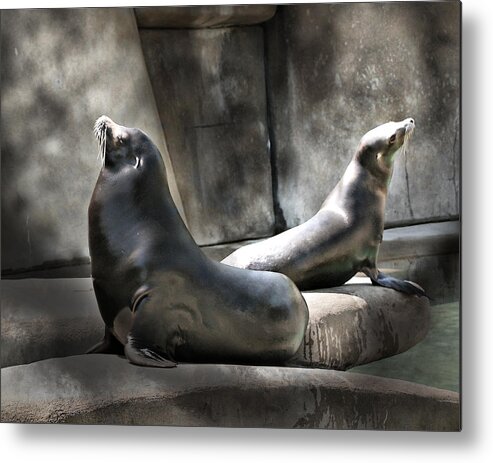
0,355,459,430
291,285,430,370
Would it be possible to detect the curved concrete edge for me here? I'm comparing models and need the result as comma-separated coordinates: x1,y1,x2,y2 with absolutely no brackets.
135,6,277,29
0,355,460,430
289,285,430,370
379,221,459,261
1,279,429,370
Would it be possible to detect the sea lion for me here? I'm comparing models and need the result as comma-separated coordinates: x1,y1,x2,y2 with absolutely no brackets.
222,118,426,296
88,116,308,368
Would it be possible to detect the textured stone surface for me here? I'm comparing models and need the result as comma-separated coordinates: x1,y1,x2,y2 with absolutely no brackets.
379,221,460,261
0,355,460,430
377,221,460,303
1,278,103,367
1,8,186,273
379,253,459,304
1,277,429,370
135,5,276,28
291,285,430,370
140,27,274,245
265,3,460,230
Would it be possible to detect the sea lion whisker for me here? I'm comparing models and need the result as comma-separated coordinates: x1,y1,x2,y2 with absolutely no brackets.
401,126,414,156
93,117,107,165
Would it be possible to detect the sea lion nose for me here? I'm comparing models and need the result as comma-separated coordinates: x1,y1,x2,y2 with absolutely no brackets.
98,115,113,126
94,115,116,134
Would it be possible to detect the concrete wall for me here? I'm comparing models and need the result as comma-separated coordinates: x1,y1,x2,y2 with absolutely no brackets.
140,27,274,245
1,4,460,275
265,2,460,230
1,8,185,272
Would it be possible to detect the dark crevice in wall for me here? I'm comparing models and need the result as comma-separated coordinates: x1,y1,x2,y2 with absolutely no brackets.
262,11,287,236
1,257,91,279
404,153,415,219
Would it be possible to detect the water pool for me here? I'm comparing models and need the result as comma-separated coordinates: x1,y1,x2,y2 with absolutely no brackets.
351,302,460,392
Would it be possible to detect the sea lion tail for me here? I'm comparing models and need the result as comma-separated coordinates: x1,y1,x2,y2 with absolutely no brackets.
368,270,429,299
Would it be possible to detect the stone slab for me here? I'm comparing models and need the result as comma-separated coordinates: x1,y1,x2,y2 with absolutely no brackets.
0,355,460,430
204,220,459,264
1,8,186,273
1,277,429,370
379,221,460,261
265,3,460,230
140,27,274,245
135,5,276,29
291,285,430,370
1,278,103,367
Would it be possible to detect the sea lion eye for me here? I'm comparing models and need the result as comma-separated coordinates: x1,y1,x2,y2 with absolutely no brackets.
389,134,396,145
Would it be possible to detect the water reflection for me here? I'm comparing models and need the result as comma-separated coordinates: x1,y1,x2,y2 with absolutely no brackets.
351,302,460,392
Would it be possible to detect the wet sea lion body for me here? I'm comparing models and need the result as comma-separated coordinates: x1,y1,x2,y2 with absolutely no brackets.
223,118,425,297
88,116,308,367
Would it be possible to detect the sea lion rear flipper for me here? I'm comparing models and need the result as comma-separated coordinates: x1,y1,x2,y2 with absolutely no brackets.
364,268,428,298
124,336,177,368
86,327,124,355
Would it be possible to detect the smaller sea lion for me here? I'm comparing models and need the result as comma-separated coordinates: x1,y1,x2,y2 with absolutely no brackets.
222,118,425,297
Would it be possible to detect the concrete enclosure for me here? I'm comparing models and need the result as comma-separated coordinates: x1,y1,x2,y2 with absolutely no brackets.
1,3,460,274
0,4,461,431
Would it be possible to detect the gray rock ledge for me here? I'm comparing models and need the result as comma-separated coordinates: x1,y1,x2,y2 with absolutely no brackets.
291,285,430,370
1,279,430,370
0,355,459,430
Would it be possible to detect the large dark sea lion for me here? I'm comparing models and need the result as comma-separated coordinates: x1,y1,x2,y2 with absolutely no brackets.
88,116,308,368
223,118,425,297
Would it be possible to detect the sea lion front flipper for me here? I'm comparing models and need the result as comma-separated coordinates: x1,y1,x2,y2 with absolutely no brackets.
363,268,428,298
124,336,177,368
86,327,124,355
124,294,177,368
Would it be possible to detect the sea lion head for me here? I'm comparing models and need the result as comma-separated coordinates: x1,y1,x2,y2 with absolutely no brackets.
93,115,162,172
356,117,415,184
